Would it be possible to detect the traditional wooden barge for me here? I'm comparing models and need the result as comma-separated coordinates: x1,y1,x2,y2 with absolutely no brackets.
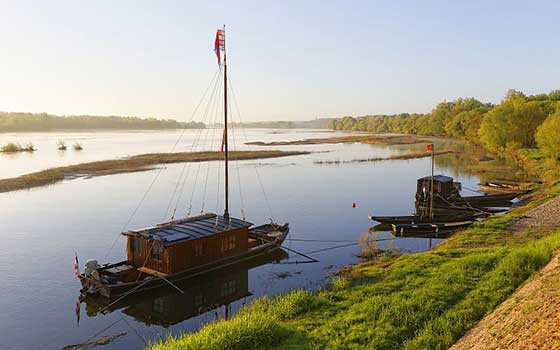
78,27,289,299
79,214,288,298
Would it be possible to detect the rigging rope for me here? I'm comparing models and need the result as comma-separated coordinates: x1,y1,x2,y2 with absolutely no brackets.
227,74,276,222
226,85,247,220
102,69,221,261
186,74,223,217
201,78,223,214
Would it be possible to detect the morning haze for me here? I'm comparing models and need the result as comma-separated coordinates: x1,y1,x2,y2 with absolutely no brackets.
2,2,560,350
1,0,559,121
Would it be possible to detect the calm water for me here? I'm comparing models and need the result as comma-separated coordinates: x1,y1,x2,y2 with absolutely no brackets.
1,129,489,350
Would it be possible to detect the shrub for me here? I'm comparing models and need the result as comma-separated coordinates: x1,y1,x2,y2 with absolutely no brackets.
535,111,560,160
57,140,67,150
1,142,35,152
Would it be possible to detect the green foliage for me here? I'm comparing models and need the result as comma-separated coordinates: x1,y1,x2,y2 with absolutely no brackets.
0,112,205,132
479,97,548,152
327,89,559,158
327,98,491,141
535,111,560,160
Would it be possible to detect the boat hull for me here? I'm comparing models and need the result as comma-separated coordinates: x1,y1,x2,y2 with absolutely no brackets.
391,221,473,237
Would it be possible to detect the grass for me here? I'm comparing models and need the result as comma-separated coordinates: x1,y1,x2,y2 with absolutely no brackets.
0,150,309,193
314,150,454,164
1,142,35,153
150,200,560,350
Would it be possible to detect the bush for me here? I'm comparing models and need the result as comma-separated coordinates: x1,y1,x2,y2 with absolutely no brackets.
535,111,560,160
1,142,35,152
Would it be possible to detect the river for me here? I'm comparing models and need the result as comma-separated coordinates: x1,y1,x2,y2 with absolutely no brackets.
1,129,498,350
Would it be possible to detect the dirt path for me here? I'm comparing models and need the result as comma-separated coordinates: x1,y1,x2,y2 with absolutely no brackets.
511,195,560,231
451,195,560,350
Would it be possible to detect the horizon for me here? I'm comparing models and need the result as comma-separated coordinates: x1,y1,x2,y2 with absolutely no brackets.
1,1,559,122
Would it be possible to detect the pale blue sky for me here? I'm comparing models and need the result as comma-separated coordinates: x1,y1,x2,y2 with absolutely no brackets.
1,0,558,121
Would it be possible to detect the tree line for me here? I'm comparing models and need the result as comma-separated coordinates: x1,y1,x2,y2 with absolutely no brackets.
327,89,560,161
0,112,205,132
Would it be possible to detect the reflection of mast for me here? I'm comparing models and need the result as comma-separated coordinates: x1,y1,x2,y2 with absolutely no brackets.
221,25,229,219
430,143,435,220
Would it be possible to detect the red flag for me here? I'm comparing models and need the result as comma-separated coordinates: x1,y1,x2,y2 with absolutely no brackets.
75,300,81,327
426,143,433,153
74,252,79,278
214,29,223,65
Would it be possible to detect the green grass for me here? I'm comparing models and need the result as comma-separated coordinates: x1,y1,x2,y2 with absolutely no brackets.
150,211,560,350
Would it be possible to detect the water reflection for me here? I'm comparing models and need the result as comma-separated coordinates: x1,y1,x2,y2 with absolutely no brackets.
82,249,288,328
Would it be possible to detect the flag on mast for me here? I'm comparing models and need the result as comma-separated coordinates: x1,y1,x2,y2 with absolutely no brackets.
214,29,224,65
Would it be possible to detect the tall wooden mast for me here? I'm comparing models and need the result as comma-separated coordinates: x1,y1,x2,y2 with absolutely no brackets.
222,25,229,219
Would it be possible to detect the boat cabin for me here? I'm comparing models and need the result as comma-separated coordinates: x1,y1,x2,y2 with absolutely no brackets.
122,213,252,276
416,175,461,200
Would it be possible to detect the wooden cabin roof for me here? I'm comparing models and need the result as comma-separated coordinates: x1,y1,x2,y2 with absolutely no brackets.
122,213,252,247
417,175,454,183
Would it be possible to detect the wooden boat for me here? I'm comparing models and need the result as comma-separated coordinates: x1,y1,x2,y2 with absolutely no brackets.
79,216,289,299
446,191,525,206
415,202,508,214
78,27,289,299
415,172,525,208
368,212,484,225
479,181,531,194
392,221,473,236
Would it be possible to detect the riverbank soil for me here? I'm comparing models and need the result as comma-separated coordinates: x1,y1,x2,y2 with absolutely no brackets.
0,150,308,193
451,196,560,350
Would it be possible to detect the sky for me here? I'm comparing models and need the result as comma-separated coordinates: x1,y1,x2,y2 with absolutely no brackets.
0,0,559,122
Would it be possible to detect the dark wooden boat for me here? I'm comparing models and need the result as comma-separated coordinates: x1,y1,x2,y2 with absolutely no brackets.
79,215,289,299
78,28,290,300
392,221,473,236
415,202,508,214
446,191,525,206
415,173,524,208
368,212,483,225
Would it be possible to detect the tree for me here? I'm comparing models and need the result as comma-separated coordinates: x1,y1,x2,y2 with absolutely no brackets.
535,111,560,160
479,99,548,152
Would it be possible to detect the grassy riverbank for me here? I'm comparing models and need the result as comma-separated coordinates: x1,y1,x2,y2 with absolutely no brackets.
151,152,560,350
0,150,309,193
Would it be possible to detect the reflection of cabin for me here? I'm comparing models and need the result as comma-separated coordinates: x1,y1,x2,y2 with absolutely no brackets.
122,214,252,275
123,267,250,327
416,175,461,200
